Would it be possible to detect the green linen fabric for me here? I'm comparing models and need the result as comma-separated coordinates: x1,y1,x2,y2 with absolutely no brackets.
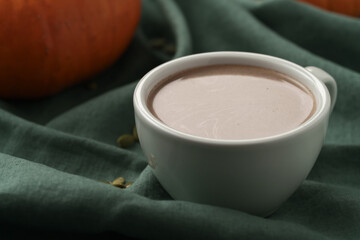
1,0,360,239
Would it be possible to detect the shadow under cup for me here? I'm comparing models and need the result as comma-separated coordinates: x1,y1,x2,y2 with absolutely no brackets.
133,52,334,216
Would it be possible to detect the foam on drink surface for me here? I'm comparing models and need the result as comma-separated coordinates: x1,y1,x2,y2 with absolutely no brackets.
148,65,315,140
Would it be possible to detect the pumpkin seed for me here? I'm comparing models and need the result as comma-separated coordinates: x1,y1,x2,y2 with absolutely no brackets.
112,177,125,186
100,176,135,189
117,134,135,148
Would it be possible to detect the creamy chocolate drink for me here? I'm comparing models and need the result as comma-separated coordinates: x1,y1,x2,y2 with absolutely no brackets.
147,65,316,140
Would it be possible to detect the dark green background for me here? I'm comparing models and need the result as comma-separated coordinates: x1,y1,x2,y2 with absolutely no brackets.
1,0,360,239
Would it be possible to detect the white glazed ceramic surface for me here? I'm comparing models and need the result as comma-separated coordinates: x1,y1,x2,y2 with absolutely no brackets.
133,52,337,216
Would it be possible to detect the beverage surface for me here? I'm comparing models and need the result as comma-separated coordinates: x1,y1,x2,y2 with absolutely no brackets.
147,65,315,140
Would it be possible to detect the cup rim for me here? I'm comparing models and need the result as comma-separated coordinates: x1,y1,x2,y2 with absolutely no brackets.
133,51,331,145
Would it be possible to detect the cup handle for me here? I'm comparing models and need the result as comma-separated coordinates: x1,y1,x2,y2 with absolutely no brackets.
305,66,337,112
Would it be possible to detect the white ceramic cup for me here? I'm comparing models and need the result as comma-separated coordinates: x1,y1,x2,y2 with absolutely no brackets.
133,52,337,216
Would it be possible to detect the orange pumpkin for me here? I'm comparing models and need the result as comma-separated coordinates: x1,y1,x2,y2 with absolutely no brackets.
0,0,141,98
297,0,360,17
